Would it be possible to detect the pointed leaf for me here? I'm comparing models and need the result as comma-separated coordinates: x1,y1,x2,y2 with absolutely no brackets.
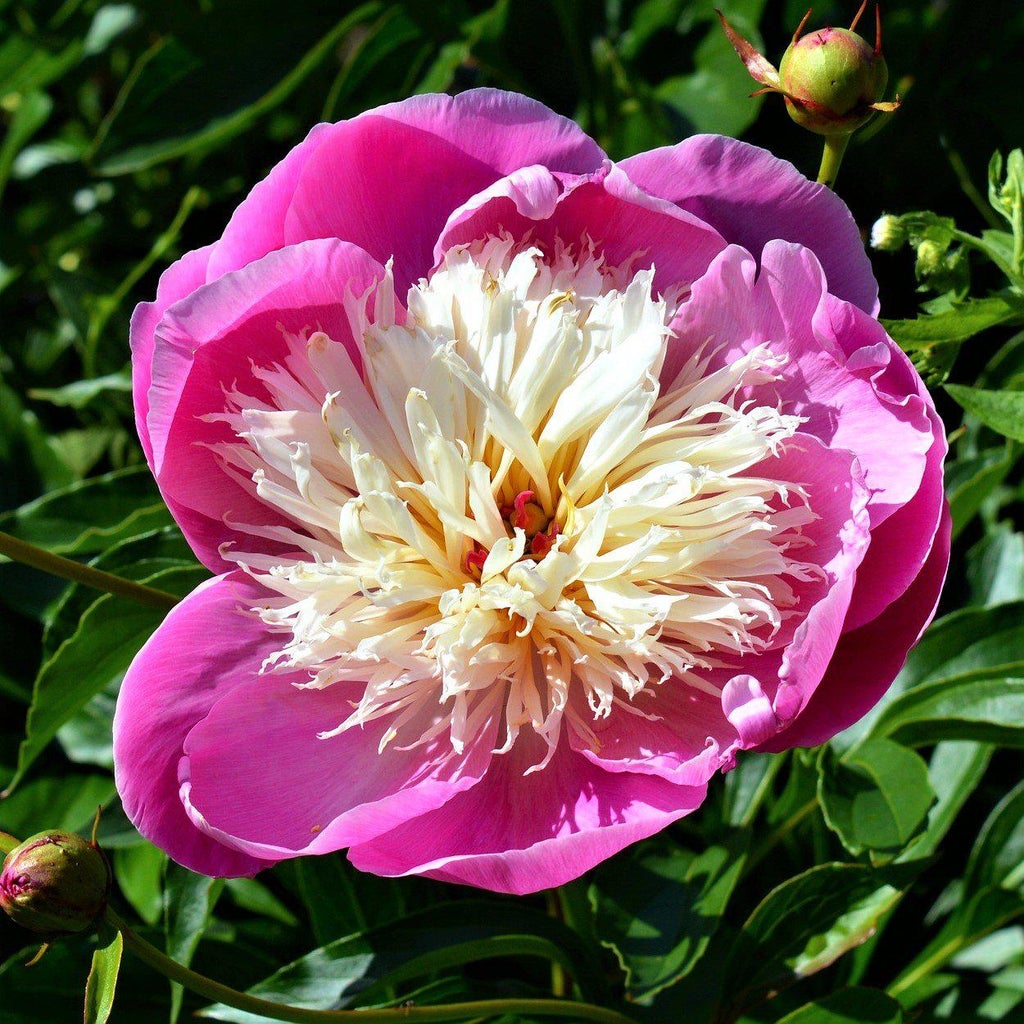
84,927,123,1024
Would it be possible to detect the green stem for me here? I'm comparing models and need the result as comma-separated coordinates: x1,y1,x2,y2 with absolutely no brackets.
105,907,638,1024
0,531,180,611
545,891,570,998
817,133,850,190
83,185,206,376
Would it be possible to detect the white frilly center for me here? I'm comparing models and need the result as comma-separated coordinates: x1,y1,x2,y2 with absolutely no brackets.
211,237,818,770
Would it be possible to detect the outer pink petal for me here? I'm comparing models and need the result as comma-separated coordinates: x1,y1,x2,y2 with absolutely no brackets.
147,238,386,570
113,573,278,878
205,123,333,281
130,244,214,466
283,89,607,294
672,244,932,529
437,164,726,295
620,135,879,314
815,294,948,630
761,503,952,750
180,682,497,862
348,732,706,895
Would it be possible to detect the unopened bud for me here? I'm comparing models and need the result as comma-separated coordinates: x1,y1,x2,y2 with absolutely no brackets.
778,20,889,135
915,240,944,276
0,831,110,936
719,2,899,139
870,214,906,251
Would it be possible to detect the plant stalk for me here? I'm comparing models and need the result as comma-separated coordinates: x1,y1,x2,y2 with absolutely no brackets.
105,907,638,1024
817,133,851,189
0,531,180,611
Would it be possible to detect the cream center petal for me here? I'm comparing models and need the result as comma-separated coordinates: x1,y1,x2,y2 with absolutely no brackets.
211,237,819,770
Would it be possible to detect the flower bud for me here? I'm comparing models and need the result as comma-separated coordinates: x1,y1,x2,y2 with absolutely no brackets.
870,214,906,251
719,3,899,138
0,831,111,936
778,23,888,135
915,239,944,277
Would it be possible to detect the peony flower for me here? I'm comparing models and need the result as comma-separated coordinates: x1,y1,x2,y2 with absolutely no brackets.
115,89,949,895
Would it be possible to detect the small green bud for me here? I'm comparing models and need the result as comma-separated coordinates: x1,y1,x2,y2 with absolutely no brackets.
0,831,110,936
718,3,899,140
778,24,888,135
915,239,945,277
870,214,906,251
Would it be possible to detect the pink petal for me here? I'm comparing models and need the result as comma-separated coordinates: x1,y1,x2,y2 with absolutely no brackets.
205,123,333,281
567,684,733,787
620,135,879,314
348,732,706,895
762,503,952,750
180,681,497,863
283,89,607,294
722,675,779,747
569,433,871,776
130,244,214,467
815,294,948,630
147,238,386,570
113,573,278,878
673,244,932,529
437,164,726,294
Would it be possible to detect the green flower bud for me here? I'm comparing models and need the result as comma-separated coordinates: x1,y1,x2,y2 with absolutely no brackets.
870,214,906,251
0,831,110,936
915,239,945,277
718,3,899,140
778,24,888,135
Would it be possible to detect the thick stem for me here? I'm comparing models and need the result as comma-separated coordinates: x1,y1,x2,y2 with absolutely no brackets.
817,133,851,190
0,531,180,611
105,907,638,1024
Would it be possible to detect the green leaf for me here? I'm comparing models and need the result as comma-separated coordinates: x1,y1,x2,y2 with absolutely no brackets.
591,833,748,1001
777,987,904,1023
0,91,53,206
114,843,166,927
165,864,226,1024
964,779,1024,895
897,742,992,863
946,384,1024,443
6,564,206,793
818,739,936,856
655,7,766,137
872,676,1024,747
0,773,117,836
198,900,606,1022
287,855,403,945
84,926,123,1024
883,297,1021,350
27,372,133,410
947,444,1018,541
43,527,195,657
0,465,172,556
967,525,1024,606
849,602,1024,745
719,863,918,1019
92,4,383,174
224,878,299,928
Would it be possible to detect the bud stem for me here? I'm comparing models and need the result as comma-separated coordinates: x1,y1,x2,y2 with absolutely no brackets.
817,133,851,190
0,531,180,612
104,906,638,1024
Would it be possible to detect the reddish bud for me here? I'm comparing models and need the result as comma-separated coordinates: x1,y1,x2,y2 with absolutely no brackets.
0,831,110,937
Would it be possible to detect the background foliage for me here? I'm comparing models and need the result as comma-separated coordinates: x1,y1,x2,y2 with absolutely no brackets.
2,1,1024,1022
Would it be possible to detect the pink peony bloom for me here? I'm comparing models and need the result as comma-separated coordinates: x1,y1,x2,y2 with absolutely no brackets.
115,89,949,895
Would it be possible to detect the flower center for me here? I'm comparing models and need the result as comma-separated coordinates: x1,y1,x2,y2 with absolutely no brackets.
214,236,816,767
